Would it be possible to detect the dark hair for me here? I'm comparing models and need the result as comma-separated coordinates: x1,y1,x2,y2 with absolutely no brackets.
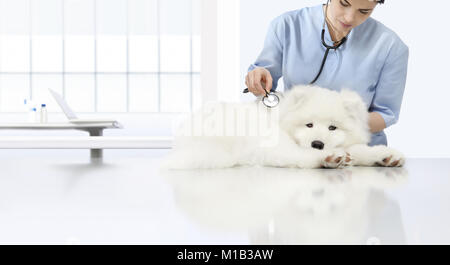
377,0,385,4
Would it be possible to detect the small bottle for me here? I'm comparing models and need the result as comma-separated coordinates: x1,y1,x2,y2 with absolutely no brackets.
25,99,38,123
40,104,48,123
30,107,38,123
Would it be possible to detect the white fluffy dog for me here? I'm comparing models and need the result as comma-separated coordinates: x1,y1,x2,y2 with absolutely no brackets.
162,85,405,169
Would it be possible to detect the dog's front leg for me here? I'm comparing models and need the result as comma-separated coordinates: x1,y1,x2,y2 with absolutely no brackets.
346,144,405,167
256,146,325,168
258,146,352,169
251,135,340,168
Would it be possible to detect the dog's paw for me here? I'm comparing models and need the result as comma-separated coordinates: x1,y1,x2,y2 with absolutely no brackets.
322,149,351,169
373,148,405,167
342,152,353,167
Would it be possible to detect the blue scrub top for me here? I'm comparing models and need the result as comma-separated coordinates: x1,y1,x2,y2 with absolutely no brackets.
248,4,409,146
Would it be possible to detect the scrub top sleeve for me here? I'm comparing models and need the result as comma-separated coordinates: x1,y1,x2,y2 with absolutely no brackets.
370,45,409,128
248,17,284,91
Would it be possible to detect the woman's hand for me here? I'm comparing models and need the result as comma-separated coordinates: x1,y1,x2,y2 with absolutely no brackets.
368,112,387,133
245,67,273,96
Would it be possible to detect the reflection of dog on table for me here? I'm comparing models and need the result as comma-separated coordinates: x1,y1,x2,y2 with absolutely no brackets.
162,166,408,244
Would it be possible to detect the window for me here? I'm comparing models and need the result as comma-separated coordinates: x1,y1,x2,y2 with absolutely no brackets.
0,0,201,114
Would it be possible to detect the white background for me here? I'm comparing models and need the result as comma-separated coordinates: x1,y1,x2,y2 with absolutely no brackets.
240,0,450,158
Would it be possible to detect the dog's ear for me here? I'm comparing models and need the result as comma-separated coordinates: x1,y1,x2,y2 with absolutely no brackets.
340,89,369,125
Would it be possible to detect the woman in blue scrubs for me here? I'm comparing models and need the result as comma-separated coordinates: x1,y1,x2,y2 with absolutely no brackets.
245,0,409,146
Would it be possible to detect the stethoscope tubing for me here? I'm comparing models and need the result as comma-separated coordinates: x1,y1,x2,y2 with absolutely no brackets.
310,29,347,85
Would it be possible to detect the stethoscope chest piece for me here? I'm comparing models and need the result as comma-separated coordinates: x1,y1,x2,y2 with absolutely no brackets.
262,92,280,108
243,88,280,108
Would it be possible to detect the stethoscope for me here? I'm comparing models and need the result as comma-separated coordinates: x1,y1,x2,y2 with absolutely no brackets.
242,87,280,108
243,0,348,108
310,0,348,84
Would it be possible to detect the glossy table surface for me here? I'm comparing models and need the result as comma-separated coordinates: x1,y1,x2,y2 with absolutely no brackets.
0,150,448,245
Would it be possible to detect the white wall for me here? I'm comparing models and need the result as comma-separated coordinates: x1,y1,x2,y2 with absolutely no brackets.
240,0,450,158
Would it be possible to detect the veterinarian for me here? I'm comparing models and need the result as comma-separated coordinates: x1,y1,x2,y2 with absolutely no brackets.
245,0,408,146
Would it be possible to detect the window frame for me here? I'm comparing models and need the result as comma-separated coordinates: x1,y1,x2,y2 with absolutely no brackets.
0,0,241,139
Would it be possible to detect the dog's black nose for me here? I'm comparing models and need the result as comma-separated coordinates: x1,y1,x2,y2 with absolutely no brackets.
311,141,324,150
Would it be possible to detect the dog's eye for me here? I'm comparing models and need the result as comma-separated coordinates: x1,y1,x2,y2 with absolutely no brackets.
329,125,337,131
306,123,313,128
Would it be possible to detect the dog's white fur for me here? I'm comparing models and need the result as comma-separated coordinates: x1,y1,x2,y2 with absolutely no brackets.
162,85,405,169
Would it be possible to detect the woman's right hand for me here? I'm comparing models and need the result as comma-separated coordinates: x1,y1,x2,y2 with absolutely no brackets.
245,67,273,96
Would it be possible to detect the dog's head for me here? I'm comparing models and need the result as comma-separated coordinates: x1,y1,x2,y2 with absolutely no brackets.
279,85,371,149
